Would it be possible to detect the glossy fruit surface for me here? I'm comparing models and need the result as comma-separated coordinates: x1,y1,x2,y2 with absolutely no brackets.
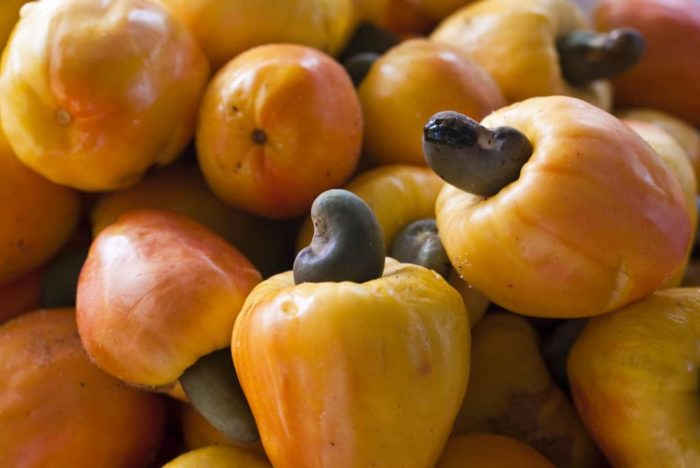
197,44,362,219
359,38,505,166
437,96,691,317
77,210,261,386
0,0,209,191
622,119,697,288
617,108,700,186
233,259,469,467
91,165,289,277
431,0,612,109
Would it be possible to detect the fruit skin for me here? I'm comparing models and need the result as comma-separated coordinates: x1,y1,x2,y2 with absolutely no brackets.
452,313,601,468
0,308,166,467
161,0,354,70
568,288,700,468
595,0,700,125
90,165,289,278
197,44,362,219
0,127,80,286
406,0,478,21
359,38,505,166
431,0,612,109
353,0,436,35
616,108,700,187
622,119,697,288
163,445,270,468
233,259,469,468
0,0,209,191
437,434,555,468
76,210,261,387
436,96,691,318
0,268,41,324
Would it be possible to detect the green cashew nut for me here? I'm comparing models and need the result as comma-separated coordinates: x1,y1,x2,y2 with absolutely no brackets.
391,219,451,278
179,348,259,443
557,28,645,86
422,111,533,197
294,189,385,284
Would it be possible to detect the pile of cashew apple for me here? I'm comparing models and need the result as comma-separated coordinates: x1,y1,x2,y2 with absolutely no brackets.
2,0,700,467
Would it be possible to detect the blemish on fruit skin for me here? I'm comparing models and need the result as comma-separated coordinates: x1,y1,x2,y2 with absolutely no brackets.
55,109,72,126
251,128,267,145
281,301,298,316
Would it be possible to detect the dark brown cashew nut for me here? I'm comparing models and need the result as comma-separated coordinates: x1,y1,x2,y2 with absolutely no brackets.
391,218,451,278
557,27,645,86
294,189,385,284
423,111,533,197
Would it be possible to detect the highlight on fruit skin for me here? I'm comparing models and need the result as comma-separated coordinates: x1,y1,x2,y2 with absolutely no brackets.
359,38,505,167
76,209,261,388
196,44,363,219
432,95,692,318
90,165,290,278
615,108,700,186
621,118,697,289
0,0,210,191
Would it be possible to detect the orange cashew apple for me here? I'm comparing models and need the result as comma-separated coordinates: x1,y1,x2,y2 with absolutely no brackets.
425,96,691,318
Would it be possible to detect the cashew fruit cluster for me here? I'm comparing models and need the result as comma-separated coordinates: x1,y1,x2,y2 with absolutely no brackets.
1,0,699,466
